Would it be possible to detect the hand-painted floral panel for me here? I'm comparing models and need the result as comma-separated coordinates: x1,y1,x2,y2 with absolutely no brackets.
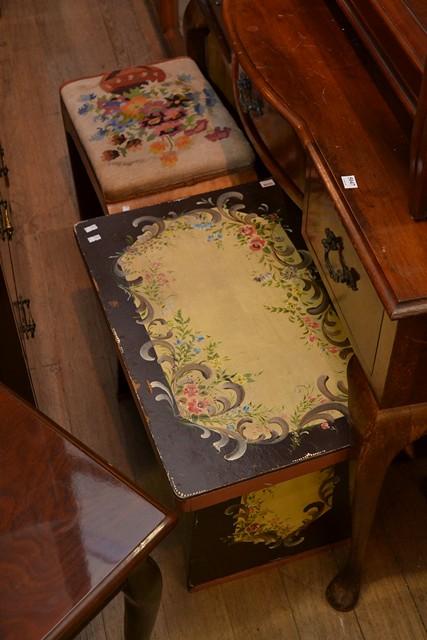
188,462,350,587
116,190,351,460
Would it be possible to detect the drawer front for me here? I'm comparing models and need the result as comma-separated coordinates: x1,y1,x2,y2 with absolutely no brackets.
304,171,383,376
236,68,305,206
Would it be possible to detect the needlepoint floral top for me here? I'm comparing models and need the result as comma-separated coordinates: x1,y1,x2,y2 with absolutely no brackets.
61,57,254,202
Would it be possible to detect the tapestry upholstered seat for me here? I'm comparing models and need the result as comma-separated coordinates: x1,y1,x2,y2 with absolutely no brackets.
61,57,255,215
75,181,352,586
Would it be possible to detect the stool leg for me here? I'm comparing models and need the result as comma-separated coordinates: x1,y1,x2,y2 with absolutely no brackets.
123,556,162,640
183,0,209,74
65,132,104,220
117,359,129,400
156,0,184,55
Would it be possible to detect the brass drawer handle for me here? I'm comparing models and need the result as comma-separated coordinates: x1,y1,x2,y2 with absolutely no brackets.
321,228,360,291
16,297,36,338
237,72,264,117
0,145,9,179
0,199,14,240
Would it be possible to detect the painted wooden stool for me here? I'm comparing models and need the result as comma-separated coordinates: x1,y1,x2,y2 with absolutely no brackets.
61,57,255,217
75,180,353,588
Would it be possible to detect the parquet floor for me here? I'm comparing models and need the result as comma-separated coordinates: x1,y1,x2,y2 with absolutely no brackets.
1,1,426,638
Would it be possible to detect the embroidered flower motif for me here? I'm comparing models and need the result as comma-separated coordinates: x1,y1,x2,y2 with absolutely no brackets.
126,138,142,152
175,135,192,150
205,126,231,141
150,140,168,154
203,86,218,108
161,151,178,166
92,128,108,140
119,96,146,118
184,118,208,136
77,67,233,166
102,149,120,161
154,121,184,137
164,107,186,122
80,93,97,101
110,133,126,145
78,103,91,115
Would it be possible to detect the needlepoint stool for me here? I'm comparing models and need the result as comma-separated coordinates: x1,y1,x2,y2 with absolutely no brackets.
61,57,255,216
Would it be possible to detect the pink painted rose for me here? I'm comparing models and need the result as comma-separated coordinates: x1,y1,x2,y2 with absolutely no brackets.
240,225,256,236
320,421,330,430
183,383,198,397
157,273,168,285
249,236,266,251
187,398,209,415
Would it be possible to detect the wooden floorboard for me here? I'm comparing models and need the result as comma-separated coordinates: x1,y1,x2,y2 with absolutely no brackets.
1,0,426,638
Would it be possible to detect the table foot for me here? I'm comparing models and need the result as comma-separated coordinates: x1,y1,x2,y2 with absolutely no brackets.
326,568,360,612
123,556,162,640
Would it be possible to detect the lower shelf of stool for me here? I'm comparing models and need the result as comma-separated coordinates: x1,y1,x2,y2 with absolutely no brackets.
185,461,350,589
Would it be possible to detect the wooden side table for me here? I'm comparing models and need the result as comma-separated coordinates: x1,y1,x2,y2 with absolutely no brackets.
0,384,176,640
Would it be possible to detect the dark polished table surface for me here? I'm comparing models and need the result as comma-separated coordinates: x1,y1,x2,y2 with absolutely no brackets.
0,383,175,640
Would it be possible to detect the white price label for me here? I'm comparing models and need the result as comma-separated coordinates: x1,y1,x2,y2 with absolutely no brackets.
87,234,101,243
260,178,276,188
84,224,98,233
341,175,358,189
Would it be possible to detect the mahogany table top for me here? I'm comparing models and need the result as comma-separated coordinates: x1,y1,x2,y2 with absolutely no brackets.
0,384,175,640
